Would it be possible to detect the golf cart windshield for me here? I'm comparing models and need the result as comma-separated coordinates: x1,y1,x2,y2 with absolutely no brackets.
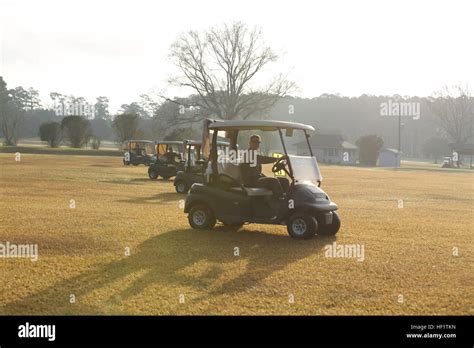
155,142,185,158
186,143,201,165
143,142,155,155
288,155,322,185
240,128,322,184
204,119,322,184
126,141,155,155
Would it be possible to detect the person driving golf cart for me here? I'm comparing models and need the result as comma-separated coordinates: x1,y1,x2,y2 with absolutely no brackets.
164,146,181,164
241,134,289,198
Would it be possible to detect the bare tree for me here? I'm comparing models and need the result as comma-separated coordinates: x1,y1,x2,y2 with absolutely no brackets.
168,21,295,121
429,84,474,145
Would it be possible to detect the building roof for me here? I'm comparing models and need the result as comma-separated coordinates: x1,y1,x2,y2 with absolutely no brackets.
341,141,358,150
296,134,357,149
380,148,402,155
449,143,474,155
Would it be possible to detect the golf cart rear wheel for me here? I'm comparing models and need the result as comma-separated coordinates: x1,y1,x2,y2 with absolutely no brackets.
148,168,158,180
317,211,341,236
175,181,189,193
188,205,216,230
287,214,318,239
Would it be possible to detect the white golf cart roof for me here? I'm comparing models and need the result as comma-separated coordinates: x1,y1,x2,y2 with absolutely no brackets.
154,140,185,145
207,119,315,132
127,139,154,143
185,140,230,146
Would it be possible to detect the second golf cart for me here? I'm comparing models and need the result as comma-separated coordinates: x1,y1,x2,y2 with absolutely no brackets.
174,140,229,193
147,141,185,180
184,119,341,239
123,140,155,166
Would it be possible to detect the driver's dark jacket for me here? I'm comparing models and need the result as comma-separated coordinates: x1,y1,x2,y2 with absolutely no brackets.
164,152,180,164
240,152,277,186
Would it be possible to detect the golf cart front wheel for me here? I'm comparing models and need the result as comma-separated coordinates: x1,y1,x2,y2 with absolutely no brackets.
175,181,189,193
148,169,158,180
317,211,341,236
188,205,216,230
287,213,318,239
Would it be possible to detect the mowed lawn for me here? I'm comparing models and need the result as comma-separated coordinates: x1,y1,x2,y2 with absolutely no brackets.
0,153,472,315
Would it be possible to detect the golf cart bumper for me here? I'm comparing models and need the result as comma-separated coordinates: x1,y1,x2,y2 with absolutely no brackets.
303,202,338,213
302,202,338,226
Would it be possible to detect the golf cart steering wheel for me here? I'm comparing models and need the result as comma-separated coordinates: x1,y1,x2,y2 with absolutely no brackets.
272,156,291,177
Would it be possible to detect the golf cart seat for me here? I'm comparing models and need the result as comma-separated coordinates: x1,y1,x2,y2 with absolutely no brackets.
217,160,242,184
217,161,273,196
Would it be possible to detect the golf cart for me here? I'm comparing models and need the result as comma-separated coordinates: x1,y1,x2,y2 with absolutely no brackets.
147,141,185,180
441,156,461,168
174,140,230,193
184,119,341,239
441,157,454,168
123,140,155,166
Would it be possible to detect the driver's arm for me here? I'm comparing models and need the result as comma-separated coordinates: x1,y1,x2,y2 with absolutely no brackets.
257,154,279,164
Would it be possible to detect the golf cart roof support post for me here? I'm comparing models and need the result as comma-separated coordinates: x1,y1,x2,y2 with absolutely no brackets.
230,130,238,150
278,128,295,181
305,130,314,157
211,129,219,183
185,141,191,170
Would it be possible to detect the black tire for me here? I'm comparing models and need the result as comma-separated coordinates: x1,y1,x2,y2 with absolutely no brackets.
317,211,341,236
132,163,139,166
148,168,158,180
188,205,216,230
287,213,318,239
123,161,130,166
175,181,189,193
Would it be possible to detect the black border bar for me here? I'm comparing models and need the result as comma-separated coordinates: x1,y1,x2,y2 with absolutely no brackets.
0,316,472,346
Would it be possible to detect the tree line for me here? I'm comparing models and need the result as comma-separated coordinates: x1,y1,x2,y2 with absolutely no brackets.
1,21,472,162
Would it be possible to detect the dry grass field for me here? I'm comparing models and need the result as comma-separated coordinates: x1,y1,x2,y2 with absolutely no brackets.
0,153,472,315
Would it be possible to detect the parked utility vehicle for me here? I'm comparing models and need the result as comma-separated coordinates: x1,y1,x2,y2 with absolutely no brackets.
123,140,155,166
147,141,185,180
174,140,229,193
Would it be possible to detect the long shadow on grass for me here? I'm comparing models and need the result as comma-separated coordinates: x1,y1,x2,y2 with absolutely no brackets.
116,192,180,204
1,227,333,314
100,178,174,186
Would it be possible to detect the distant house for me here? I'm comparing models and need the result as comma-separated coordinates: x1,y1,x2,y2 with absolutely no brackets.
295,134,358,165
378,148,402,167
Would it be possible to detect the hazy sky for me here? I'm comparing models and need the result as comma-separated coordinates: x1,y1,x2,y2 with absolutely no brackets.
1,0,473,112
